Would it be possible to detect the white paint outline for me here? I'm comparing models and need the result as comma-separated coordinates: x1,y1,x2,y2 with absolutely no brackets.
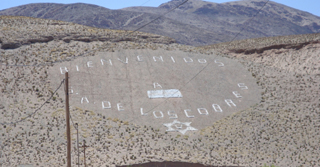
197,108,209,115
60,67,68,74
198,59,207,63
101,59,113,66
225,99,236,107
153,56,163,62
184,109,195,118
153,111,164,119
87,61,93,68
137,55,143,62
214,60,224,67
153,82,162,89
118,57,128,64
171,56,175,63
238,83,248,90
81,97,89,104
168,111,178,119
102,101,111,109
232,91,242,98
69,87,73,94
212,104,223,112
183,57,193,63
117,103,124,111
140,108,148,116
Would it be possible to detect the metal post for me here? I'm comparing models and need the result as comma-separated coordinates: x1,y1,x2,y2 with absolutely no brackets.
81,140,89,167
0,141,2,165
65,72,71,167
76,123,80,167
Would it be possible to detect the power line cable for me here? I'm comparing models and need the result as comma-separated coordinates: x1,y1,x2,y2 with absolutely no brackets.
66,0,190,121
69,114,78,130
2,1,284,165
0,79,65,126
112,0,270,120
52,0,269,125
101,0,271,124
117,0,155,30
3,0,269,139
219,1,271,165
140,0,153,6
121,0,188,38
228,0,270,43
142,0,271,114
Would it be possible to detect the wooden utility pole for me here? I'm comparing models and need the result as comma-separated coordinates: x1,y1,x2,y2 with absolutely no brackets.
81,140,89,167
65,72,71,167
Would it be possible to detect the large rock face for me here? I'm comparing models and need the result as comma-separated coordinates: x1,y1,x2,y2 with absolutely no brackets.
1,0,320,46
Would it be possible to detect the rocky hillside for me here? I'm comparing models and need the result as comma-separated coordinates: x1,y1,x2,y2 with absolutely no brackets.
203,32,320,75
0,3,224,46
0,15,174,50
197,33,320,166
0,16,319,167
1,0,320,46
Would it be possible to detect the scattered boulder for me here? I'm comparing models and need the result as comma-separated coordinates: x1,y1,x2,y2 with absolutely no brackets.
1,42,21,50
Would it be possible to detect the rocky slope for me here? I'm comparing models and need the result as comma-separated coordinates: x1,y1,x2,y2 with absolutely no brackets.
0,3,224,46
0,15,174,50
198,32,320,166
1,0,320,46
0,16,320,167
201,33,320,75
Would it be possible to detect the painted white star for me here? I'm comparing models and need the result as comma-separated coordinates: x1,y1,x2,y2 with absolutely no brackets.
163,120,197,134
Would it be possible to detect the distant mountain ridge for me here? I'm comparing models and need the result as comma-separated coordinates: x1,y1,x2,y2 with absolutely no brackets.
1,0,320,46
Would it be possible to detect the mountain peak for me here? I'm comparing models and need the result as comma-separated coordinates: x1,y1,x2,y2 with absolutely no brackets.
159,0,205,10
1,1,320,46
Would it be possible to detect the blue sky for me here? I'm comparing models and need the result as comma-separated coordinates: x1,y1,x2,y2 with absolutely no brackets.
0,0,319,17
